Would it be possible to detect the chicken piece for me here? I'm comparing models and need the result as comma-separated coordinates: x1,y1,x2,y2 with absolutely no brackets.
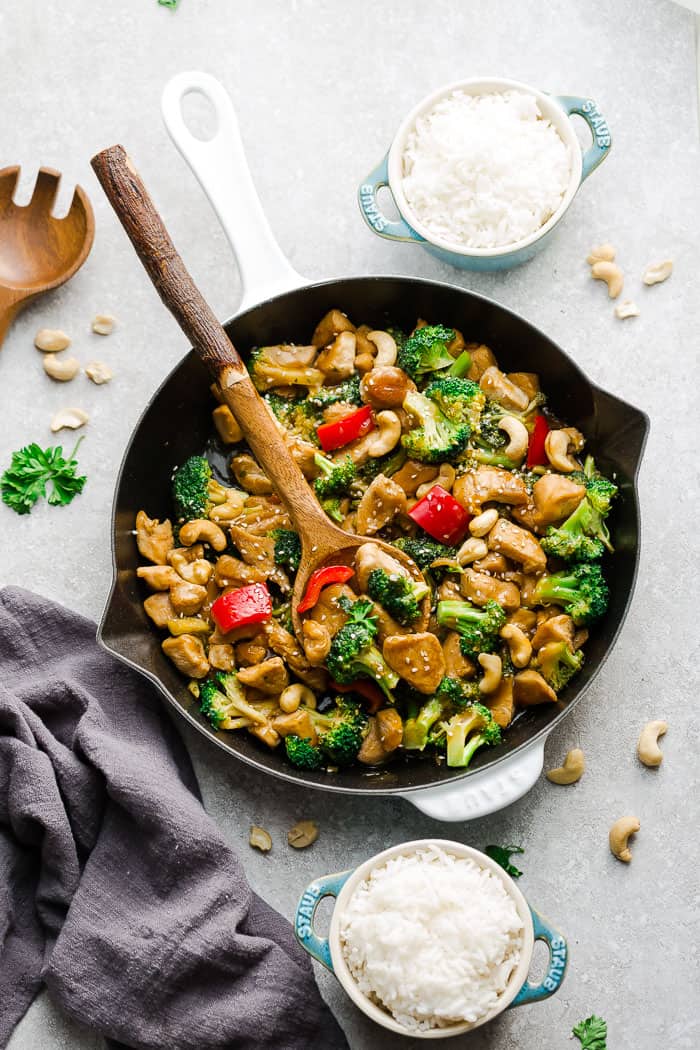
136,510,174,565
479,367,530,411
286,434,320,478
237,496,291,535
354,542,407,592
271,709,317,744
228,525,290,591
519,575,540,608
315,330,356,382
513,474,586,531
383,632,445,695
212,403,243,444
209,621,261,646
357,717,387,765
484,677,515,728
391,460,439,496
162,634,209,679
437,578,462,603
143,592,176,627
230,454,273,495
248,723,281,748
214,555,268,589
472,552,509,574
465,344,498,381
235,635,268,666
363,597,404,645
311,308,355,348
170,580,208,615
442,631,476,679
356,474,407,536
514,669,558,705
531,614,576,651
507,608,538,635
453,467,529,515
376,708,403,753
237,657,289,695
167,543,204,565
307,582,355,636
507,372,540,401
573,628,589,651
262,619,327,691
302,620,332,665
461,569,521,612
487,518,547,574
137,565,180,590
208,643,236,672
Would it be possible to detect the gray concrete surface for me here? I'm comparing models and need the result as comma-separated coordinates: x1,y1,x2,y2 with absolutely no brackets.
1,1,699,1047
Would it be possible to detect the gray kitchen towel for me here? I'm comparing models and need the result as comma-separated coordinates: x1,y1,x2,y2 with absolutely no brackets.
0,587,348,1050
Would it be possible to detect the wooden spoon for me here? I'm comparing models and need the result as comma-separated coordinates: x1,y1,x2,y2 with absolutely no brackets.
0,166,94,348
91,145,428,641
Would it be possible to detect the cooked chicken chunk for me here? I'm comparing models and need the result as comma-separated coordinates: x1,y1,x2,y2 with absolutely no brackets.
271,708,317,743
383,632,445,694
231,454,273,495
237,657,289,694
214,555,267,589
306,582,355,636
391,460,439,496
208,643,236,672
228,525,290,591
453,467,529,515
143,592,176,627
531,614,576,651
465,344,497,381
263,619,327,691
442,631,476,679
484,677,515,727
460,569,521,612
137,565,180,590
136,510,174,565
487,518,547,574
311,308,355,348
513,669,558,705
302,620,332,665
376,708,403,752
354,543,407,592
356,474,407,535
513,473,586,530
162,634,209,678
315,330,356,382
479,367,530,411
507,372,540,401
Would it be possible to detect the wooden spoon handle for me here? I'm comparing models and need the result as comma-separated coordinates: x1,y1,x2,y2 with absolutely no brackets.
0,288,21,349
91,144,332,538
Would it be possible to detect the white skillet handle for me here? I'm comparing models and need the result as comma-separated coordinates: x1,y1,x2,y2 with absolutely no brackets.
399,739,546,821
161,71,304,312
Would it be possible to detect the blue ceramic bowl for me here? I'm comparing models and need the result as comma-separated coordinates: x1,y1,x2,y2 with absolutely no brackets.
358,76,612,271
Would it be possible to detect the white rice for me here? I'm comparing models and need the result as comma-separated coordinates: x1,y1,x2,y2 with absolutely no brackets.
401,89,571,250
339,846,524,1031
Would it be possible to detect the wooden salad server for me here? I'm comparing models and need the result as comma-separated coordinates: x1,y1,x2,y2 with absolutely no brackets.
0,166,94,348
91,144,428,639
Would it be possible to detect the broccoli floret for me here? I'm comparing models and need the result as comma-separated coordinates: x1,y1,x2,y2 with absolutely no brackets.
320,496,345,522
423,376,485,432
402,676,481,750
437,675,482,708
325,598,399,701
358,446,407,482
533,563,609,626
309,697,369,766
313,452,357,500
437,599,507,659
396,324,458,380
537,640,585,692
172,455,229,523
392,536,457,571
401,389,470,464
306,374,362,410
444,703,502,768
270,528,301,573
366,567,429,627
540,496,611,562
570,456,618,516
285,734,325,770
198,671,266,730
249,346,322,393
268,395,321,444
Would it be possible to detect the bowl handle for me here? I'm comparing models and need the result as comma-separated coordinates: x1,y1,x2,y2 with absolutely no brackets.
161,71,304,311
398,739,546,821
510,906,568,1007
358,154,426,243
295,869,353,971
554,95,612,181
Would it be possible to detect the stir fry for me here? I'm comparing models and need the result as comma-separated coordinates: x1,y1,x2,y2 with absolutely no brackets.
134,310,616,773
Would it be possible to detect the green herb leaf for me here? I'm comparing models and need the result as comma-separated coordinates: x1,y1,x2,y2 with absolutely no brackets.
1,440,87,515
572,1014,607,1049
158,0,180,7
484,844,524,878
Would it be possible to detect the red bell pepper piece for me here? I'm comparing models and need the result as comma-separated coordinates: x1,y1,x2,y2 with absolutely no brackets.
409,484,471,546
526,414,550,468
211,583,272,633
297,565,355,613
316,405,374,452
332,679,384,714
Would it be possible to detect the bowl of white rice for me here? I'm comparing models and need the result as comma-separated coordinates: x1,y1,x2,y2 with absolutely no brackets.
295,839,568,1038
358,77,611,271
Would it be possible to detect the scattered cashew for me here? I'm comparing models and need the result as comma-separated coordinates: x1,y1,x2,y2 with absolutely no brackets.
637,720,667,768
500,623,532,669
546,747,585,784
416,463,455,498
614,300,640,320
43,354,80,381
178,519,227,551
367,330,397,367
85,360,114,384
469,508,499,537
591,260,624,299
34,328,71,352
279,683,316,713
498,416,529,462
586,243,616,264
478,653,502,694
92,313,116,335
288,820,319,849
367,410,402,457
456,537,488,565
642,260,673,286
249,826,272,852
50,407,88,432
609,815,640,863
544,430,578,473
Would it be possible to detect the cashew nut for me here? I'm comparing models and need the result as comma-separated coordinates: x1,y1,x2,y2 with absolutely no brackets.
609,815,640,863
546,747,585,784
35,328,71,352
478,653,502,694
367,330,397,367
169,550,213,585
279,683,316,713
178,519,227,551
586,243,616,264
544,430,578,473
637,720,667,768
456,537,488,565
43,354,80,381
92,313,116,335
50,407,89,432
561,426,585,453
85,360,114,384
614,300,640,320
642,260,673,286
417,463,455,498
500,623,532,669
497,416,529,462
469,508,499,537
591,260,624,299
367,410,402,457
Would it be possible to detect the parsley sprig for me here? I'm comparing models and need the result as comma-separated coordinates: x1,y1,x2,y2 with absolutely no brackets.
1,439,87,515
572,1015,607,1049
484,843,525,878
